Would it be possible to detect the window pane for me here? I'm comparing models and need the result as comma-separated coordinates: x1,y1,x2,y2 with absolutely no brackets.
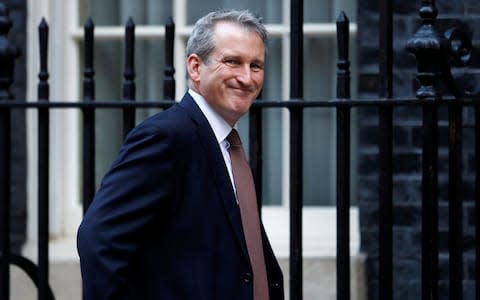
304,0,332,22
304,37,335,100
305,0,357,22
261,108,284,205
186,0,282,24
303,108,335,206
81,0,173,26
261,38,283,206
303,37,335,205
302,35,358,205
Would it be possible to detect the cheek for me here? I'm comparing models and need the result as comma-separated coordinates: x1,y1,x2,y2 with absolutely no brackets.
253,73,264,86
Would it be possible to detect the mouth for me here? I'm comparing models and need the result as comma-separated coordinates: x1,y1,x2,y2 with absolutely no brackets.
230,89,255,100
229,85,256,95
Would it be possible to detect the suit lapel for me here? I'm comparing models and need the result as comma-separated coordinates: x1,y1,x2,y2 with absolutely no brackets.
179,94,250,263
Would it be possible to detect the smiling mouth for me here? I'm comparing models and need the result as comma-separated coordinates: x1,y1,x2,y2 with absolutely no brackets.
230,89,254,99
230,85,255,94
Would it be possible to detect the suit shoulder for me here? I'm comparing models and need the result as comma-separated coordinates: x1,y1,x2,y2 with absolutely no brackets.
126,103,194,141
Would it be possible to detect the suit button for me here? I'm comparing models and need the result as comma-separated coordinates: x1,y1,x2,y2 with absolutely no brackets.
269,283,279,288
242,272,252,283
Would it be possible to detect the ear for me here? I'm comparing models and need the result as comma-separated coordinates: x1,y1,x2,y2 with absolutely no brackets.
187,54,202,83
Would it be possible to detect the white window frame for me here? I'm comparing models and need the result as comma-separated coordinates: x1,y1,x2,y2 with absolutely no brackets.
25,0,359,260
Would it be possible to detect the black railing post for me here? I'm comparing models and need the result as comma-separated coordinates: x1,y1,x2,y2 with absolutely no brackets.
0,34,10,300
407,2,442,299
378,0,394,299
82,17,96,213
123,17,135,138
0,3,18,299
290,0,303,299
249,94,263,215
476,103,480,300
448,101,463,300
421,97,439,300
164,16,175,101
335,11,351,300
406,0,444,99
38,17,51,300
441,21,472,300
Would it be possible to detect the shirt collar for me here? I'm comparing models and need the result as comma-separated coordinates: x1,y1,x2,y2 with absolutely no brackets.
188,89,233,144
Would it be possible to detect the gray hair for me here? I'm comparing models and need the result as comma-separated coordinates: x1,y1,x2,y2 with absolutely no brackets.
186,9,267,63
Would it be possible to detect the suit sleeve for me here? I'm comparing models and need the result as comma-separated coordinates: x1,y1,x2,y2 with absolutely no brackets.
77,123,177,300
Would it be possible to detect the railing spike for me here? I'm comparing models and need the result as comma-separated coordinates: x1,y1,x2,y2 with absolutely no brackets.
164,16,175,100
83,17,95,101
336,11,350,99
126,16,135,28
123,16,135,95
122,16,136,137
84,16,94,29
82,16,95,213
38,17,49,100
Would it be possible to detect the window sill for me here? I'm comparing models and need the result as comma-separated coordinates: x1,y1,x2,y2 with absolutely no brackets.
262,206,360,258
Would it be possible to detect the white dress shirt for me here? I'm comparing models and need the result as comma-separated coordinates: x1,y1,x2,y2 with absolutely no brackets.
188,89,237,197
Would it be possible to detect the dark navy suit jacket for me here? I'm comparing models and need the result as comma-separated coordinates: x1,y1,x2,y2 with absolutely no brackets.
77,93,284,299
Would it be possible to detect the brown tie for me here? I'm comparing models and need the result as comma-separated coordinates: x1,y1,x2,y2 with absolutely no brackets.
227,129,269,300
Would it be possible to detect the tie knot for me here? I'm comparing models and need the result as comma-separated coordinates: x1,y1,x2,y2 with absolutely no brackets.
227,129,242,147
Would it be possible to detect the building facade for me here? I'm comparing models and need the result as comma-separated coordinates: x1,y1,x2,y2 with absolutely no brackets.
4,0,479,299
357,0,479,299
3,0,26,254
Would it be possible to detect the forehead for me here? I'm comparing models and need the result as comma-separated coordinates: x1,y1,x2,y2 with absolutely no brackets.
212,22,265,57
213,22,262,42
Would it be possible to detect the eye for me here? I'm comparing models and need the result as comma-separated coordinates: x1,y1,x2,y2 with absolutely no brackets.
251,63,264,72
224,59,239,67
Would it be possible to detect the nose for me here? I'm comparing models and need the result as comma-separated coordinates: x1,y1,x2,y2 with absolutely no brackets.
236,65,253,85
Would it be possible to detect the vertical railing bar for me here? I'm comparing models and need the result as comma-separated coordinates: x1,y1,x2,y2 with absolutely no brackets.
448,102,463,299
163,16,175,101
0,4,18,298
122,17,135,138
422,102,439,300
378,106,393,299
379,0,393,99
407,1,441,299
378,0,394,299
290,0,303,299
336,108,351,300
289,108,303,300
336,11,351,300
476,103,480,300
336,107,351,300
82,17,96,213
249,97,263,215
290,0,303,98
0,99,10,300
0,99,11,300
38,17,50,300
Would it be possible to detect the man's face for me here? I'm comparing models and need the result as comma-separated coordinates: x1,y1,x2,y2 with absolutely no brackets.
188,22,265,126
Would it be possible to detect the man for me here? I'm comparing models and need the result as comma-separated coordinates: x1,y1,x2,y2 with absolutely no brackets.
77,9,284,300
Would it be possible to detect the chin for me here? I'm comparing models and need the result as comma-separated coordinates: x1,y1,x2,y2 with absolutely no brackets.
234,103,253,113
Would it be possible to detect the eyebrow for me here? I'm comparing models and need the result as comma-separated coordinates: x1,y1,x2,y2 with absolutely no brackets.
221,54,265,65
